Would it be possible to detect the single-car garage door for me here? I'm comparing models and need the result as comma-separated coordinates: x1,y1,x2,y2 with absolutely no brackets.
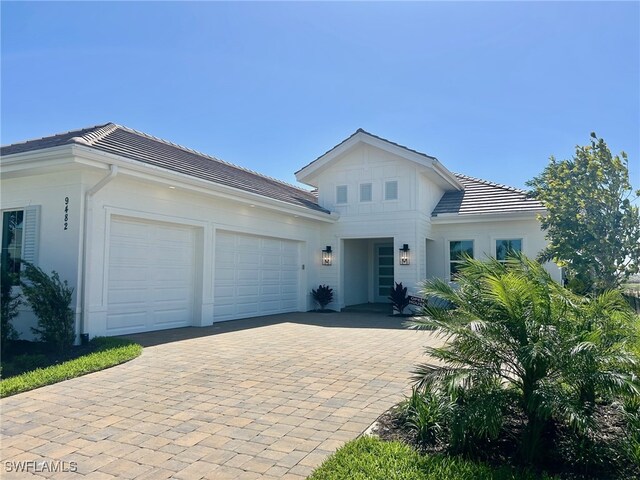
106,216,196,335
214,231,300,321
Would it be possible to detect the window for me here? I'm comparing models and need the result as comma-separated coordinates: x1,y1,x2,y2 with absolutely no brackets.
336,185,347,204
449,240,473,278
496,239,522,261
384,181,398,200
359,183,372,202
2,210,24,283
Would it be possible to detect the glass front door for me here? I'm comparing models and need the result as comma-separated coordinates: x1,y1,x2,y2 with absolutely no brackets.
375,244,394,302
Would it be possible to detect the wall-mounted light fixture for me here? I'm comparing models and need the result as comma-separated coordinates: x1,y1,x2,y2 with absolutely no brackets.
322,246,333,266
399,244,410,265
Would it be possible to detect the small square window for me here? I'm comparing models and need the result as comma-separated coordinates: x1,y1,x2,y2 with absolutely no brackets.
336,185,347,204
360,183,372,202
496,239,522,261
385,181,398,200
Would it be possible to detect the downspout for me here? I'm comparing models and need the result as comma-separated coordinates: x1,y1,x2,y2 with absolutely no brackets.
79,164,118,342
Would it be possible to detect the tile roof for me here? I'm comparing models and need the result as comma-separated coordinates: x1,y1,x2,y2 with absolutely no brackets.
431,174,545,216
1,123,329,214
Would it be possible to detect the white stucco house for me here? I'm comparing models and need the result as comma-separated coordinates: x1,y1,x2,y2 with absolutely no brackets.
1,124,560,339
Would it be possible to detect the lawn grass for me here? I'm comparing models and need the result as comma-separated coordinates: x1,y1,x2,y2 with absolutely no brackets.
0,337,142,398
308,436,557,480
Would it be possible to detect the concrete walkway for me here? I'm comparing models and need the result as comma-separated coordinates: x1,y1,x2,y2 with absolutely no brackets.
1,311,438,479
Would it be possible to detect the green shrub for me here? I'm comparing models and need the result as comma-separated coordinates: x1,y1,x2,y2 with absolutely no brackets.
400,386,450,446
411,254,640,466
1,265,20,348
312,284,334,310
622,397,640,470
389,282,411,315
20,264,75,353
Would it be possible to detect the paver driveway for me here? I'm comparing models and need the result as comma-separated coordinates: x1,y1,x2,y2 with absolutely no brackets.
1,312,439,479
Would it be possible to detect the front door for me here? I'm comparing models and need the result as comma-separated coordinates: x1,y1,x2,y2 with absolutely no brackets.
375,244,394,302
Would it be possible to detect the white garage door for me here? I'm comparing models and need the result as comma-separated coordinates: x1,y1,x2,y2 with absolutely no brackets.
214,231,300,321
106,216,196,335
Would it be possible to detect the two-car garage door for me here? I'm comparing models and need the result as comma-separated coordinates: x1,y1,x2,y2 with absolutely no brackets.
106,217,301,334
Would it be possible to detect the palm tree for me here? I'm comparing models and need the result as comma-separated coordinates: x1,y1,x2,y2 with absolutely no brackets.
410,254,639,464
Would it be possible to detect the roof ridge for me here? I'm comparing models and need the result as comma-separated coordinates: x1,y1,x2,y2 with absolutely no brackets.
73,123,119,145
356,128,438,161
114,125,311,194
453,172,528,194
0,123,112,150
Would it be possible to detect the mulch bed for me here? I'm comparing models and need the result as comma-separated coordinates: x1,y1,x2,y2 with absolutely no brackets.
1,340,97,378
368,402,638,479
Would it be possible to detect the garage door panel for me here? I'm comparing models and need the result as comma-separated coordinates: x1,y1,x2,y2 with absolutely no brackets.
238,270,260,282
238,285,260,296
239,253,260,265
261,285,280,295
282,256,297,266
282,284,298,294
261,255,281,266
106,312,147,331
214,231,300,322
215,268,235,282
151,288,190,303
237,303,259,315
238,236,260,248
108,288,148,305
107,217,195,335
109,246,151,263
261,270,281,282
108,266,150,282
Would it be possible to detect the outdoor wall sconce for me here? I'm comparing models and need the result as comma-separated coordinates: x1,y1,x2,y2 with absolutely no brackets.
322,246,333,266
399,244,410,265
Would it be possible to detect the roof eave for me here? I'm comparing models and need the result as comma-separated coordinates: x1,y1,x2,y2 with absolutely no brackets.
2,144,336,222
70,145,336,222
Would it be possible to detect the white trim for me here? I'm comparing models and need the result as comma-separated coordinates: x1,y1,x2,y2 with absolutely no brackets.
213,224,309,244
104,206,209,229
432,211,543,224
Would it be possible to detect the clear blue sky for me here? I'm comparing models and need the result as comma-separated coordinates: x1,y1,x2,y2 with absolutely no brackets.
2,1,638,191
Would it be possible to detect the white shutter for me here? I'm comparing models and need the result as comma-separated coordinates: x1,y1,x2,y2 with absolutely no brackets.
22,205,40,265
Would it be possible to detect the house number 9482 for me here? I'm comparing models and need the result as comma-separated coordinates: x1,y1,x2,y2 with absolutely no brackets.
64,197,69,230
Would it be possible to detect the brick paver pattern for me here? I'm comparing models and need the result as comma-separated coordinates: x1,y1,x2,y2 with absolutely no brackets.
1,312,439,479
